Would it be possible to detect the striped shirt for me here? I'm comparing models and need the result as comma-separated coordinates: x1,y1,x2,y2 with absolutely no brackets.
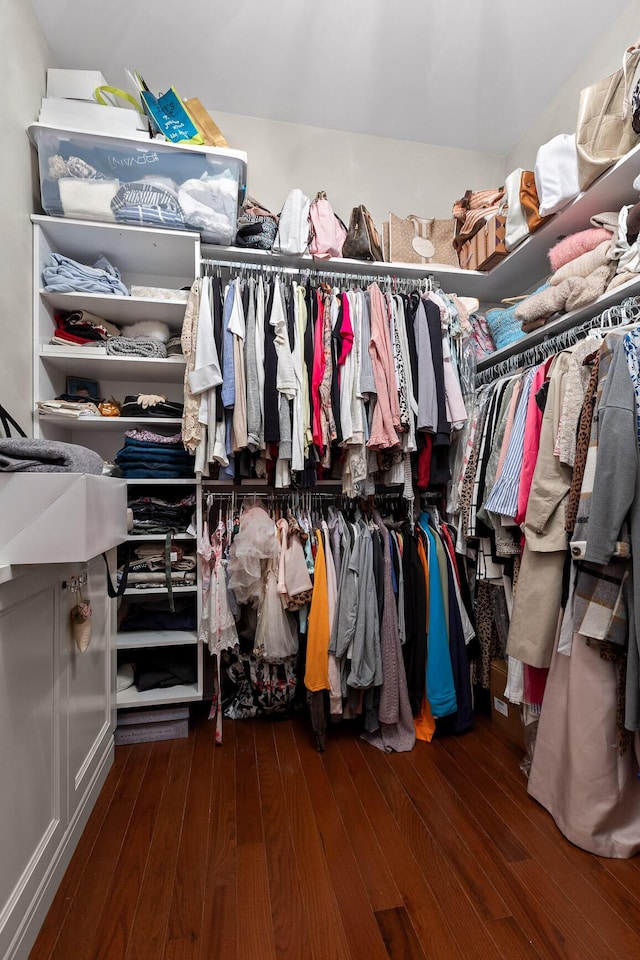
484,368,536,519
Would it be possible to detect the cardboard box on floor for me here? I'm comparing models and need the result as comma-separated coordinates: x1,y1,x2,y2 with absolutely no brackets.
490,658,525,749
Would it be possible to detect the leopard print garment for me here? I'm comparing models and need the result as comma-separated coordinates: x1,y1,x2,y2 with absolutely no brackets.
565,353,600,535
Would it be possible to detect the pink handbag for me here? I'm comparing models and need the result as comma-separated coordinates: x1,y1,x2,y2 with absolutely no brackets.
308,191,347,259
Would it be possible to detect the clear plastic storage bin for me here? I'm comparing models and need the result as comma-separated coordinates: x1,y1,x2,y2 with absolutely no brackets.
28,123,247,245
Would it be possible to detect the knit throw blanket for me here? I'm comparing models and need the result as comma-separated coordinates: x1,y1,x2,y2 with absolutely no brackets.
0,438,104,473
106,337,168,358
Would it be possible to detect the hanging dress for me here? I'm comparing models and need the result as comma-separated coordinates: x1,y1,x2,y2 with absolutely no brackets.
208,519,239,743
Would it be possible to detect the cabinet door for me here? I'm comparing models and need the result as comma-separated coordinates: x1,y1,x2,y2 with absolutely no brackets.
63,555,115,823
0,567,65,960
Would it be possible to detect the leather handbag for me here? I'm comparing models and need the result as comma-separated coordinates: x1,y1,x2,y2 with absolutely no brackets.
121,395,184,418
388,213,458,266
519,170,549,233
236,195,279,250
576,40,640,191
504,169,550,252
458,215,507,271
342,205,384,261
308,191,347,259
452,187,505,251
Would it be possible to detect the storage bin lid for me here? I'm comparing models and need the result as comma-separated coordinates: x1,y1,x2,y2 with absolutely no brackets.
27,122,247,165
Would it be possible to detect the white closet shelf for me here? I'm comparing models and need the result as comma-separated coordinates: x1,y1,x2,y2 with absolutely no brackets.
37,413,183,429
123,586,197,596
117,630,198,650
127,533,194,541
476,272,640,371
203,143,640,301
40,290,188,327
200,242,487,297
32,214,199,278
126,478,196,486
116,683,201,709
40,345,186,382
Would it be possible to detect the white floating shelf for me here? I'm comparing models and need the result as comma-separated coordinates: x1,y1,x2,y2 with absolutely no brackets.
40,290,188,327
37,413,182,429
127,533,194,541
123,585,197,596
117,630,198,650
116,682,201,709
40,345,186,382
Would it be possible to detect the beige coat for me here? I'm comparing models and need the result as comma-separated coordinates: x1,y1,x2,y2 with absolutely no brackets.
507,351,572,668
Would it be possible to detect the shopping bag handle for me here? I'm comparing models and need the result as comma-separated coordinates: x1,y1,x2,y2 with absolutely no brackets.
94,86,145,114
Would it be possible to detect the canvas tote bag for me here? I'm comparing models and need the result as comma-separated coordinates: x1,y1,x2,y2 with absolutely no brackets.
388,213,457,266
576,39,640,191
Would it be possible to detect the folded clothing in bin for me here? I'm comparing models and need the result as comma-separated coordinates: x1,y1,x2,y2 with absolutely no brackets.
30,125,247,243
111,179,185,229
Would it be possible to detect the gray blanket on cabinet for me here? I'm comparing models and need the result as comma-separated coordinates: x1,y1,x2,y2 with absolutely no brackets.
0,438,104,473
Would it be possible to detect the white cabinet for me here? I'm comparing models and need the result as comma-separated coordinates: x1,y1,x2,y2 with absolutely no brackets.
32,215,203,714
0,556,115,960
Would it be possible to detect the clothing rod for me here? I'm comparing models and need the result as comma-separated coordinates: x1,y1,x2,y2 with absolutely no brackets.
476,293,640,384
200,490,412,501
200,257,436,287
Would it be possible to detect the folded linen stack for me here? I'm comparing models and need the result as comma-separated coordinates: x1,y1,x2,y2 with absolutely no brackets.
37,399,101,419
126,542,197,589
128,493,195,534
118,597,197,632
52,309,121,346
115,435,194,478
514,217,619,332
42,253,130,296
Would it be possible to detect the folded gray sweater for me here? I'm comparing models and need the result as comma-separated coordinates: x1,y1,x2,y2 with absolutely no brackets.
0,439,104,473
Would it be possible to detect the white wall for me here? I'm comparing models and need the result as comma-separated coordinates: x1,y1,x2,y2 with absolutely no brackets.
1,0,51,436
211,110,505,229
506,0,640,172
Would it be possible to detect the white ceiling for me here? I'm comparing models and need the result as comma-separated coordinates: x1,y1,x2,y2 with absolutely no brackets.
31,0,629,156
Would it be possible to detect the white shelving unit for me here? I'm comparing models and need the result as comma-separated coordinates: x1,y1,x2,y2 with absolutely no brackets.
32,214,203,715
203,140,640,303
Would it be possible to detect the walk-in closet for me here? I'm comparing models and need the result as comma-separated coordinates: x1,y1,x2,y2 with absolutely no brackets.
3,2,640,958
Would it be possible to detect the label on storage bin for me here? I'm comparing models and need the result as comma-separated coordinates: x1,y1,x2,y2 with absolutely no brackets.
170,551,178,562
493,696,509,718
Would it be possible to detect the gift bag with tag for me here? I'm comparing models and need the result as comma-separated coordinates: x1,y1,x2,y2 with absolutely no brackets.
388,213,458,266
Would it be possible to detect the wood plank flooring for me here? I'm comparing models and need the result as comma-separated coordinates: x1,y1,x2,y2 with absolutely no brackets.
29,711,640,960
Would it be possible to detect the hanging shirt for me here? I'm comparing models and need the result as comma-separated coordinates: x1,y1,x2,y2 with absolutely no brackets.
418,513,457,719
367,283,401,449
414,298,438,433
255,276,266,450
229,278,248,451
305,529,330,692
485,367,536,518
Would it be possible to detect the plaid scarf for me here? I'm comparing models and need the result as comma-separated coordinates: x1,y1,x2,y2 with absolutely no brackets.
572,335,631,647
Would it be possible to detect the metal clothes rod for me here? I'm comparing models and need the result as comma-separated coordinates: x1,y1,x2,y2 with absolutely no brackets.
476,294,640,385
200,257,437,290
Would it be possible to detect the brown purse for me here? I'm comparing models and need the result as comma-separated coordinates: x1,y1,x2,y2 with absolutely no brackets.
342,205,384,261
519,171,549,234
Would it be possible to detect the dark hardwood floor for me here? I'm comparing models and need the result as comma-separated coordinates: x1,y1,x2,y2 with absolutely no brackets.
29,711,640,960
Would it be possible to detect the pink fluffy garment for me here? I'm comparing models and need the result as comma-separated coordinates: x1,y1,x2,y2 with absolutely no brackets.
548,228,613,272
